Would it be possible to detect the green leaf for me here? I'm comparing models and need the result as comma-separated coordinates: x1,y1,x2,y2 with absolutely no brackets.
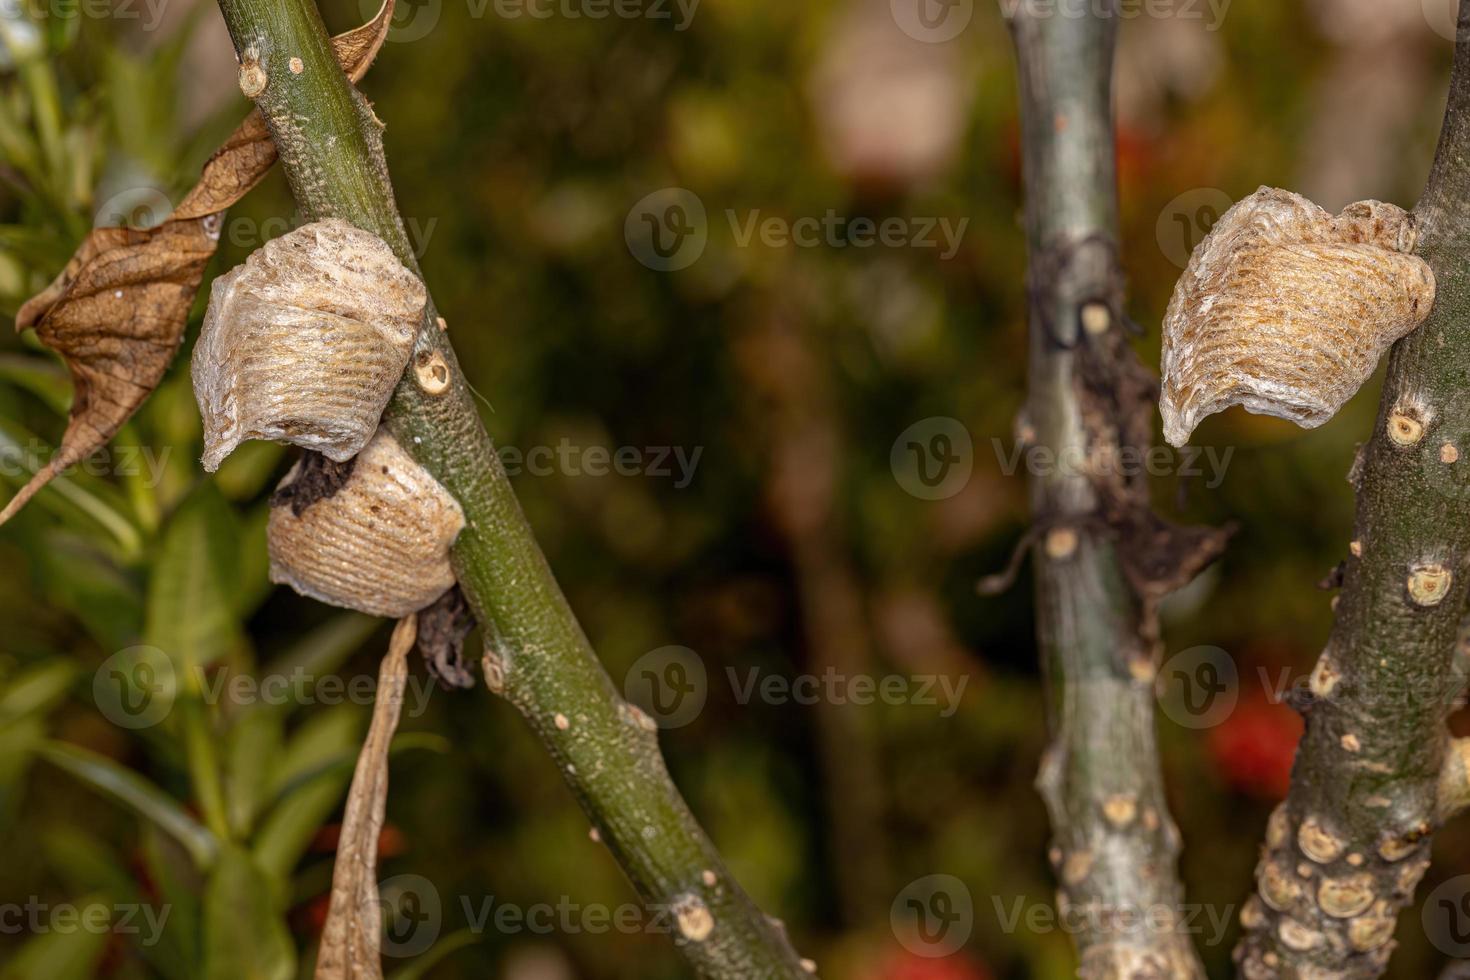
0,418,143,557
141,827,203,980
0,715,42,829
40,825,139,900
202,846,296,980
257,614,381,718
0,659,77,724
145,482,241,675
0,352,71,412
224,705,283,838
38,740,217,868
385,928,481,980
252,706,363,881
27,526,143,650
0,895,111,980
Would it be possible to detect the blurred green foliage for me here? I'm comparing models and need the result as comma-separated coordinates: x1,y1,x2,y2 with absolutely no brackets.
0,0,1467,977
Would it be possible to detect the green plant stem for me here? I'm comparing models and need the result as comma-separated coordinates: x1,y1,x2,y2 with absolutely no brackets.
209,0,811,975
1235,3,1470,977
1007,3,1210,977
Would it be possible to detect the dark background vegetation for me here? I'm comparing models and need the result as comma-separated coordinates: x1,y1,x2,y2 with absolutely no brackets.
1,0,1467,976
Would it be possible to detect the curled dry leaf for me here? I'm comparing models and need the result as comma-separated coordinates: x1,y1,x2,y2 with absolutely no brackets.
267,430,464,618
192,219,425,470
314,613,416,980
1160,187,1436,447
0,0,396,526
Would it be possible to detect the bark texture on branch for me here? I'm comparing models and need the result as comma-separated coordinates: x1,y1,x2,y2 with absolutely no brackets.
208,0,812,974
1006,2,1225,977
1235,4,1470,977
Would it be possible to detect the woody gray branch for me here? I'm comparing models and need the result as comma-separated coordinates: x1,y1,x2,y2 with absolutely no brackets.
1006,1,1226,977
1149,1,1470,975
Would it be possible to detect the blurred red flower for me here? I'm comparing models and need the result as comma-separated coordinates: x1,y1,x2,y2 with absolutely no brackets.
1207,692,1302,800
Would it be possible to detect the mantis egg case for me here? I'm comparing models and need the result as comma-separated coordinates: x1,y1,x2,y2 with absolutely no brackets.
268,430,464,618
192,218,426,471
1160,187,1435,447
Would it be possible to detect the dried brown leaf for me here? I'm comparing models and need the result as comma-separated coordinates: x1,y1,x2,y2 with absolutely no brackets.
2,0,396,525
314,614,416,980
